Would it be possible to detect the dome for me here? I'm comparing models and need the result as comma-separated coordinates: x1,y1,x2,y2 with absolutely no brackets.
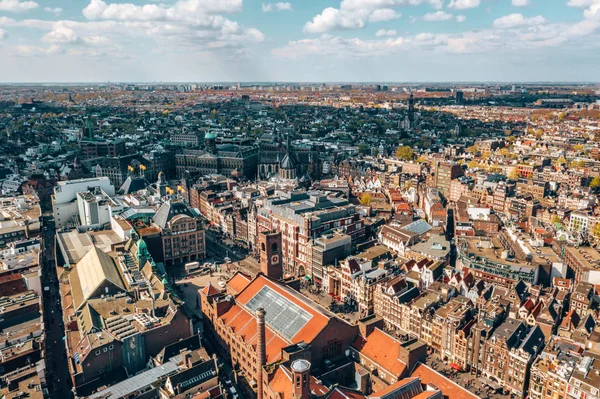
137,238,147,251
205,132,216,140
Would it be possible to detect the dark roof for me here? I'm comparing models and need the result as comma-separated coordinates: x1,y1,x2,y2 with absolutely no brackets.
156,334,202,364
492,318,526,349
0,168,13,180
280,152,296,170
168,359,217,394
120,176,150,194
153,201,195,229
519,325,544,355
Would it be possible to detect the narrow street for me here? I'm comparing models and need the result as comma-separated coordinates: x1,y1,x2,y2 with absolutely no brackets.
41,215,73,399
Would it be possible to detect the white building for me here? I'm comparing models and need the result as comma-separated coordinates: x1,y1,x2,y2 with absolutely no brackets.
53,177,115,228
569,212,589,236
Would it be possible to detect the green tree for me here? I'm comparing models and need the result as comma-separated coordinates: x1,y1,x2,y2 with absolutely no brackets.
357,143,370,155
593,223,600,240
467,160,479,169
359,192,373,206
395,146,414,161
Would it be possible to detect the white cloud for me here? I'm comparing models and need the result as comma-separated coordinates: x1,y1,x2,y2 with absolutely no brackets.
369,8,400,22
376,28,397,36
493,13,546,28
0,28,7,40
511,0,530,6
423,10,453,21
0,0,264,60
304,7,367,33
456,14,466,22
0,0,38,12
262,2,292,12
41,25,80,43
11,44,62,56
276,14,600,59
83,0,243,21
448,0,480,9
44,7,63,14
304,0,447,33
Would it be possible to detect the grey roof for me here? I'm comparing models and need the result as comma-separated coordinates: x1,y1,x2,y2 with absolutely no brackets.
245,285,313,341
402,219,432,235
153,201,195,229
88,360,179,398
120,176,150,194
280,153,296,170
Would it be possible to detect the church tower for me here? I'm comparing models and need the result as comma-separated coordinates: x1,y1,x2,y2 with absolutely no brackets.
259,231,283,280
408,92,415,126
157,171,167,197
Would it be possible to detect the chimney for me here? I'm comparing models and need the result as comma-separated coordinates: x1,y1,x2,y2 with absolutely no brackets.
256,308,267,399
291,359,311,399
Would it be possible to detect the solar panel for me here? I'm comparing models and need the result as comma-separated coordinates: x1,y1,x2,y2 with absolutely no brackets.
245,286,313,341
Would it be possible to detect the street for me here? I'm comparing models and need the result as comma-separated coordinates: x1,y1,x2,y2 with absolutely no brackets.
40,215,73,399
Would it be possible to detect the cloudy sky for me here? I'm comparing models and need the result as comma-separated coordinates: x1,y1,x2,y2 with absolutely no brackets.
0,0,598,82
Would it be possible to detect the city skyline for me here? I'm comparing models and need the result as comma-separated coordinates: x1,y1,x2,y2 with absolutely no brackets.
0,0,599,82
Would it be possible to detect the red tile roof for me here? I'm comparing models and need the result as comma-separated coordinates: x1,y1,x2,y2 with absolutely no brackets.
227,272,252,294
410,363,480,399
352,328,407,377
234,275,331,344
201,283,219,296
268,364,330,399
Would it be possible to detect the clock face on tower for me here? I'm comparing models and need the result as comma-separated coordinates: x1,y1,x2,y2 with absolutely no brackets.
271,255,279,264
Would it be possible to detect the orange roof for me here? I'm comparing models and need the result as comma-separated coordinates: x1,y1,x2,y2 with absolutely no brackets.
227,272,252,294
410,390,443,399
201,283,219,296
220,303,287,363
268,364,330,399
328,387,367,399
352,328,407,377
410,363,480,399
235,275,331,344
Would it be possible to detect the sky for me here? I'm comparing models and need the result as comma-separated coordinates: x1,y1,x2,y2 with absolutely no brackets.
0,0,599,82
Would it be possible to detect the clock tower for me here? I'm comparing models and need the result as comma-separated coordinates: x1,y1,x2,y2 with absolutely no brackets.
259,230,283,280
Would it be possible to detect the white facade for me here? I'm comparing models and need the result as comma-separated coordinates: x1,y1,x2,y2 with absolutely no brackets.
53,177,115,228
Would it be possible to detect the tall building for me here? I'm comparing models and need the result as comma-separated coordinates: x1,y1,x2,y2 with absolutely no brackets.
408,93,415,126
434,162,463,197
456,90,464,104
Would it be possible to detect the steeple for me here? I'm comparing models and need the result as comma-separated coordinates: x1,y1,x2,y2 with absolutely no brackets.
408,92,415,125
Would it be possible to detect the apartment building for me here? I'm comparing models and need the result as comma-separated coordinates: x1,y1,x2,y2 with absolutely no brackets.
152,200,206,266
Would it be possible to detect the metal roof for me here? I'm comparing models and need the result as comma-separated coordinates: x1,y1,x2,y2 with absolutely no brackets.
245,285,313,341
88,361,179,398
